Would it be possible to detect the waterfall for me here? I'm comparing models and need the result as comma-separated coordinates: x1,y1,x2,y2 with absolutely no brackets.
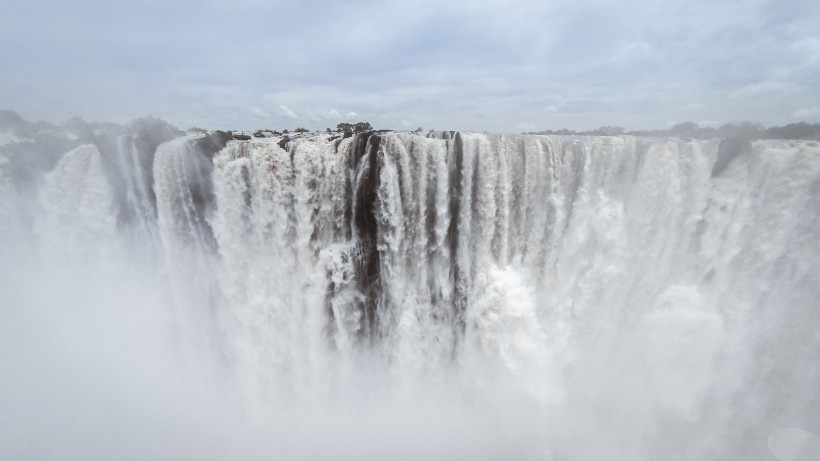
2,129,819,460
35,144,121,267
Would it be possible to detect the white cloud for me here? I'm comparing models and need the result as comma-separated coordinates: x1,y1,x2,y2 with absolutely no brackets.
401,120,411,127
251,107,272,118
789,37,820,59
792,106,820,119
303,108,350,122
279,105,298,119
344,112,357,120
728,81,799,99
544,105,559,113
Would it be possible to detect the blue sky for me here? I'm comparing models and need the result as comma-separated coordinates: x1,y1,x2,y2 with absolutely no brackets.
1,0,819,132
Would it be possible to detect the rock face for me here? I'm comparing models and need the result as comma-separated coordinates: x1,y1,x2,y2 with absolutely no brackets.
192,131,231,158
711,137,750,177
349,132,382,338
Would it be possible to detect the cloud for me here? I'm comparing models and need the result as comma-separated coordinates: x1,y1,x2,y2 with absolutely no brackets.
728,81,799,99
301,108,352,122
279,106,298,119
1,0,819,131
789,37,820,60
251,107,272,118
792,106,820,119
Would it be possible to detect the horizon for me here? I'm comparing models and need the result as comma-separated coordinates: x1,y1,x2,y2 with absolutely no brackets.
3,108,820,139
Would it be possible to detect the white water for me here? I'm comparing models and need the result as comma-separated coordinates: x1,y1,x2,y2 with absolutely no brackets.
1,132,819,460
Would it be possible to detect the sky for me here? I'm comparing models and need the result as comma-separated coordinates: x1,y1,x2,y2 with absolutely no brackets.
1,0,819,132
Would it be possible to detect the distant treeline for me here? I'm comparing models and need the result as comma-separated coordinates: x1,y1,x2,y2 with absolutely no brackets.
527,121,820,140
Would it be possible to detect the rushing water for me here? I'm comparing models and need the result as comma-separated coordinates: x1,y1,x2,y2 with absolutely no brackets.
1,129,819,460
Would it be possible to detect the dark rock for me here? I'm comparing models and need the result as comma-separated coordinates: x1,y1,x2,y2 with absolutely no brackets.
349,132,381,340
447,132,466,333
192,131,231,158
711,138,751,177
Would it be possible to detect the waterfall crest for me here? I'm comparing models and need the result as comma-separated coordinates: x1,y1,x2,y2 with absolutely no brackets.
2,130,819,460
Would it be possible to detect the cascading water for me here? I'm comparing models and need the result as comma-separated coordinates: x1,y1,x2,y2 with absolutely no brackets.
1,127,819,460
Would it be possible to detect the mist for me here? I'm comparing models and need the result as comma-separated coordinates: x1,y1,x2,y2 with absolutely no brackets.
2,113,819,460
4,1,820,460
